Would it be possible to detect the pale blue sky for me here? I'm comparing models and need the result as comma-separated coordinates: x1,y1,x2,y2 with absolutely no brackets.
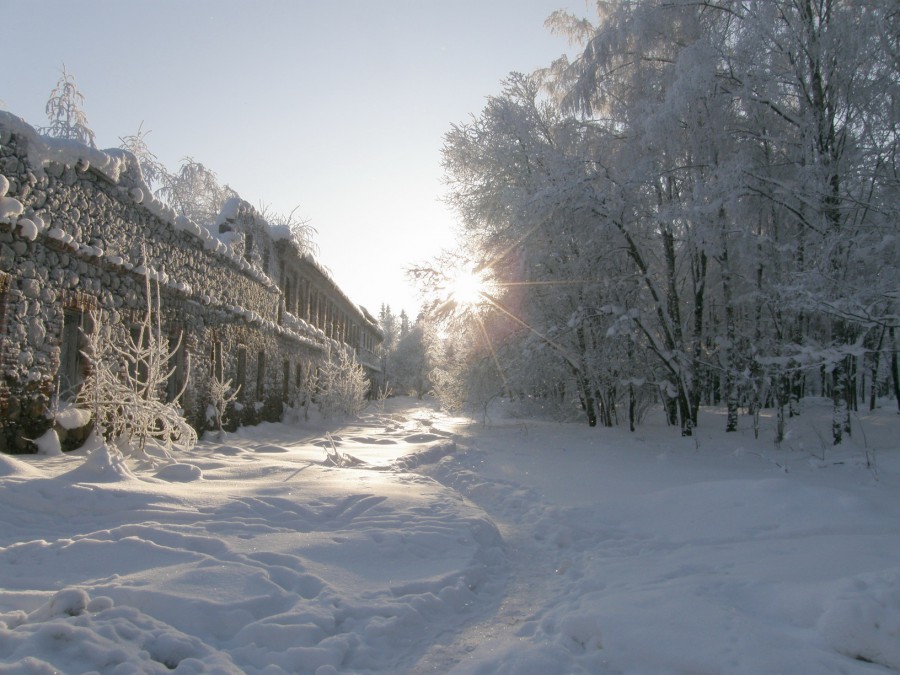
3,0,589,316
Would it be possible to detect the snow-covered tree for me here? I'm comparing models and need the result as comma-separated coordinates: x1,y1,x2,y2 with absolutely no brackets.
42,64,96,147
119,123,167,191
156,157,237,225
391,320,431,399
399,310,410,340
317,346,368,419
437,0,899,441
257,202,318,256
205,369,240,441
376,304,399,392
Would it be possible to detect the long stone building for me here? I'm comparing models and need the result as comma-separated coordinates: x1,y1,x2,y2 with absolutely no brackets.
0,111,382,453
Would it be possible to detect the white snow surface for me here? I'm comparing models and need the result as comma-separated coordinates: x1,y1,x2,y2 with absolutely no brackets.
0,398,898,674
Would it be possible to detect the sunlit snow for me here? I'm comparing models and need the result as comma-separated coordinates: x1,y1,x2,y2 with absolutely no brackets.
0,398,898,673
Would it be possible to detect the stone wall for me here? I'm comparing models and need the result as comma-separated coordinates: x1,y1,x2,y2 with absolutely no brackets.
0,112,380,453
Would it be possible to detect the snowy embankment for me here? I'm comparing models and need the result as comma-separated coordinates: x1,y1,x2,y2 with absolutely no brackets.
1,398,899,673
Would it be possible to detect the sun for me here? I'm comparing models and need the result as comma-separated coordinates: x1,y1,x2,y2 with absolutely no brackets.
448,268,489,308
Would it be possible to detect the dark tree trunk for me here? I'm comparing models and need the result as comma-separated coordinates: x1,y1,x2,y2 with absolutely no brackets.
890,327,900,414
629,383,636,432
577,374,597,427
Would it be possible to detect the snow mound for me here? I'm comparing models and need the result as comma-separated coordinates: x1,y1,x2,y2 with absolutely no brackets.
819,569,900,669
33,429,61,456
154,463,203,482
405,433,444,443
62,444,137,483
0,196,23,224
15,217,37,241
251,443,290,454
53,403,92,430
392,440,457,472
27,588,90,621
556,611,604,653
0,588,240,673
0,454,42,478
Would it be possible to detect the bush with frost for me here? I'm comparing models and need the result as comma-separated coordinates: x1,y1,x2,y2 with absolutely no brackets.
316,346,368,419
77,270,195,460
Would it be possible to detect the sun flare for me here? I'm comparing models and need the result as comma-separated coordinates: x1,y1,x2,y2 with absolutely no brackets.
448,268,489,308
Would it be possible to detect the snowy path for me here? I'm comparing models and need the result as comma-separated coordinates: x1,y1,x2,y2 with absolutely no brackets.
407,473,558,673
403,432,610,674
402,405,900,674
1,398,898,673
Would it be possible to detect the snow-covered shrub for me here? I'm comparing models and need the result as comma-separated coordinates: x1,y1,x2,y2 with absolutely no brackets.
76,269,196,459
316,347,368,419
205,369,240,441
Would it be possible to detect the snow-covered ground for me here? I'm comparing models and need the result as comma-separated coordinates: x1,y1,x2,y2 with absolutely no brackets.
1,398,898,674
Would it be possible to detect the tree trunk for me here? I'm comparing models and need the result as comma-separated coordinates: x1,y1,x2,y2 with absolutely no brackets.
890,327,900,414
775,372,790,445
867,326,884,411
577,373,597,427
678,389,693,437
832,357,851,445
718,213,739,432
662,387,678,427
629,383,636,432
